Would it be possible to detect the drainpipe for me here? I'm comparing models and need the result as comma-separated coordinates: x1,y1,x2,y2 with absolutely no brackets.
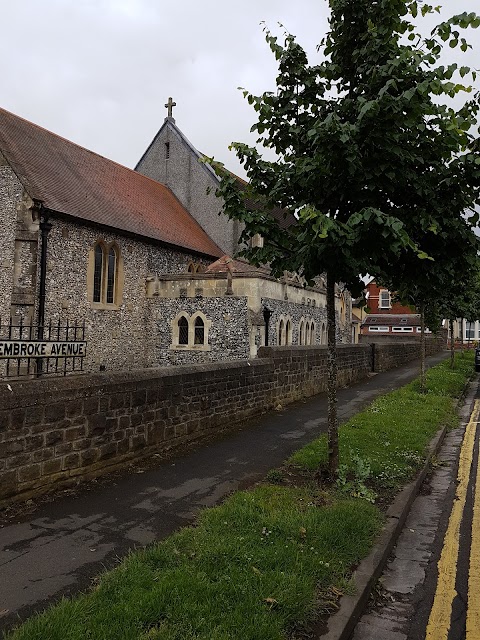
36,204,52,376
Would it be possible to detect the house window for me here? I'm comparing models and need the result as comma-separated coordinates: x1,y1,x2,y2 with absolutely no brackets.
178,316,189,345
368,326,389,332
392,326,413,332
466,322,475,339
379,290,391,309
88,241,123,308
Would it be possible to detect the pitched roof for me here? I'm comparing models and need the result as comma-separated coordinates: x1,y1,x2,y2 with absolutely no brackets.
227,170,297,230
138,118,296,230
0,108,222,258
205,255,270,276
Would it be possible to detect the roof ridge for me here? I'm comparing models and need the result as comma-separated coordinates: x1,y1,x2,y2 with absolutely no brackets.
0,106,223,258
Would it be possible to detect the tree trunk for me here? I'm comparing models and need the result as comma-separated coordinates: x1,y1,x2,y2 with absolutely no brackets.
420,303,426,394
460,318,465,356
326,272,339,478
450,318,455,369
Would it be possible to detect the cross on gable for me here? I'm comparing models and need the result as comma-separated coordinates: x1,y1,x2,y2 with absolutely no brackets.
165,97,176,118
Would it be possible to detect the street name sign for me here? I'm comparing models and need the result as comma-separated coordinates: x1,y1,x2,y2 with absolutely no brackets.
0,341,87,359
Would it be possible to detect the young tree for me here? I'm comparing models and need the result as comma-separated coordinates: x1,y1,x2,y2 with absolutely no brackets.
378,217,479,390
208,0,480,477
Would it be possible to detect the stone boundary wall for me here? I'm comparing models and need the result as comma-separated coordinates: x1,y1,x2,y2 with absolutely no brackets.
0,341,444,505
371,336,445,372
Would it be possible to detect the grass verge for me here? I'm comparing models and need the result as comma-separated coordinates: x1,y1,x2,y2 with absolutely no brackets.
5,353,474,640
290,352,473,504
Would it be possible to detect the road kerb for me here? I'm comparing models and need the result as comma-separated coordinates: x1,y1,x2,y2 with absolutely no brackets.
320,378,477,640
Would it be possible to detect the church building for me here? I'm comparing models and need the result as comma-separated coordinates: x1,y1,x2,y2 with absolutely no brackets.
0,101,352,376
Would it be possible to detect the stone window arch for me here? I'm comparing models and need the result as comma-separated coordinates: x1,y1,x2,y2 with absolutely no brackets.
277,315,292,346
286,319,292,345
309,321,316,345
171,311,211,351
278,319,285,346
88,240,123,309
187,262,205,274
299,318,305,345
321,322,327,345
177,315,189,345
194,316,205,345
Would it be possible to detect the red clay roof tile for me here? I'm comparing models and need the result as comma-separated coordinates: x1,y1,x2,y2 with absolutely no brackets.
0,107,222,258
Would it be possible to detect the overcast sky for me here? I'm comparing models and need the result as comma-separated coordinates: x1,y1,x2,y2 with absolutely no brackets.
1,0,479,177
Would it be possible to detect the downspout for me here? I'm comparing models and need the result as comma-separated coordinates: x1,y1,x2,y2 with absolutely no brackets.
36,203,52,376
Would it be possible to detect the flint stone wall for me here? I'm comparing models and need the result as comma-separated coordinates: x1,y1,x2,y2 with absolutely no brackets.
43,217,211,373
0,340,445,505
156,296,249,365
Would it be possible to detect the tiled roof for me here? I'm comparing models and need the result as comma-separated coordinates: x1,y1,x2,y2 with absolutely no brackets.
228,170,296,230
138,118,296,233
362,314,421,327
0,108,222,258
205,255,270,276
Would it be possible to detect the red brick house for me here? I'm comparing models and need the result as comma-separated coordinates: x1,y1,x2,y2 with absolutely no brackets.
360,281,426,338
364,281,413,315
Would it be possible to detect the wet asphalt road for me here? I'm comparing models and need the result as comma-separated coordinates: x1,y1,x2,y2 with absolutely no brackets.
352,372,480,640
0,352,449,634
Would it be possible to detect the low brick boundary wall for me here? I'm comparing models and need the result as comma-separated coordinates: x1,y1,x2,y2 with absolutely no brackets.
0,341,444,505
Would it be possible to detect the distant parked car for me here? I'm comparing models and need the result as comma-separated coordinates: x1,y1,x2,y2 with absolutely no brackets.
475,348,480,372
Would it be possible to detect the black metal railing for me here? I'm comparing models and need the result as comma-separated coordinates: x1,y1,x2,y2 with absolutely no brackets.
0,317,86,379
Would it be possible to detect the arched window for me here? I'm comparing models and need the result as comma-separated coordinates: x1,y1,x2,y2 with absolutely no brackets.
187,262,196,273
286,320,292,345
178,316,189,345
310,322,316,345
171,312,211,351
194,316,205,345
299,319,305,345
106,247,117,304
93,244,104,303
89,241,122,308
278,319,284,346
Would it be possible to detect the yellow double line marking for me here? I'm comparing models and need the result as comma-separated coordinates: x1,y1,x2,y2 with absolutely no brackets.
426,400,480,640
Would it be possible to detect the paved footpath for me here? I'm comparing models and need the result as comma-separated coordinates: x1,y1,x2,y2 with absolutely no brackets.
0,352,448,634
352,370,480,640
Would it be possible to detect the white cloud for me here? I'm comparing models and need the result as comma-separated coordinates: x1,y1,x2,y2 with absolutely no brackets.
1,0,478,177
